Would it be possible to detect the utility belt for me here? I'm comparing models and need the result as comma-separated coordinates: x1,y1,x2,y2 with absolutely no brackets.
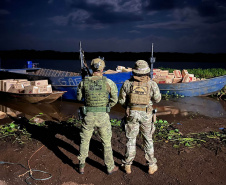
130,106,152,112
86,106,110,113
80,106,110,115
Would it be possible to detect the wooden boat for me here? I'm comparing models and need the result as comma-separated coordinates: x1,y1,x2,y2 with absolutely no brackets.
0,89,66,103
0,68,225,100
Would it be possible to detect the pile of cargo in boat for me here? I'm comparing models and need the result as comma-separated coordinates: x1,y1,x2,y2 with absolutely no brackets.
152,69,205,84
103,66,205,84
104,66,132,74
0,79,52,94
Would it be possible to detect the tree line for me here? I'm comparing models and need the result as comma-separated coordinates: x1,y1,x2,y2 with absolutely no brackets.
0,50,225,62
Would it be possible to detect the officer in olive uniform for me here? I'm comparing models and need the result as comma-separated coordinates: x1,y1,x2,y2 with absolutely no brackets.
119,60,161,174
77,58,119,174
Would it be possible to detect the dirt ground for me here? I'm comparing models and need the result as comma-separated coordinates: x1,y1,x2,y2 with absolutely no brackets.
0,108,226,185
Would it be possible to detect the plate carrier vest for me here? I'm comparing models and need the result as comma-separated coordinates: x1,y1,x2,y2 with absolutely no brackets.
83,76,109,107
130,81,151,105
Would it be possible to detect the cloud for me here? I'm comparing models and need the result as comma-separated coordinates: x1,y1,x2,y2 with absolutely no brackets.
66,0,143,24
49,10,90,26
48,0,54,4
0,9,10,15
129,30,141,34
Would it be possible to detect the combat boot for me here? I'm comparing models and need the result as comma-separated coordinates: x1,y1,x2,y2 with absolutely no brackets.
148,164,158,174
108,165,119,175
79,164,85,174
124,164,131,174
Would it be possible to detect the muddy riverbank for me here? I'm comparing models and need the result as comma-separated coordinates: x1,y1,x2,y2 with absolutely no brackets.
0,97,226,185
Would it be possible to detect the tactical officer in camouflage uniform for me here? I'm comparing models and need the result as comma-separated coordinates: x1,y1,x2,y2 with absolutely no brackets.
119,60,161,174
77,58,119,175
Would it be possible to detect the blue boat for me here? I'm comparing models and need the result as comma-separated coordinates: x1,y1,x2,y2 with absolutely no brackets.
0,67,225,100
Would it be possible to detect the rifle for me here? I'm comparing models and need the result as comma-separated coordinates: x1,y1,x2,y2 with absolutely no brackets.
150,43,156,80
79,41,92,79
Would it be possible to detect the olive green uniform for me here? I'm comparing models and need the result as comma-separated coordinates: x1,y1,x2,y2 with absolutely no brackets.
77,75,118,173
119,78,161,165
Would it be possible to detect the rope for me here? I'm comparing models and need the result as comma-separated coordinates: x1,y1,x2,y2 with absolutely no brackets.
0,145,52,185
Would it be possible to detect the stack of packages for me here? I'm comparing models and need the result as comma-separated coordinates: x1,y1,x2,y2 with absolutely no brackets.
104,66,132,74
152,69,200,84
116,66,132,72
0,79,52,94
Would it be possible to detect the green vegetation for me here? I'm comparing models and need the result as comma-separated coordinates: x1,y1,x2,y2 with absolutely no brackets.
161,90,184,100
0,122,31,144
1,116,225,149
211,85,226,100
110,118,122,127
154,119,226,148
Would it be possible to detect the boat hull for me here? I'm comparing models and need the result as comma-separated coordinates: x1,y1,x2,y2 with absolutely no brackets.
0,90,66,103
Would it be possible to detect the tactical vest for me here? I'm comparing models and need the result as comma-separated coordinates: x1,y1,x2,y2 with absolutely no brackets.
129,81,150,105
83,76,109,107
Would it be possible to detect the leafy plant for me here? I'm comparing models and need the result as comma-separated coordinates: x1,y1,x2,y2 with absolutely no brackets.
154,119,226,148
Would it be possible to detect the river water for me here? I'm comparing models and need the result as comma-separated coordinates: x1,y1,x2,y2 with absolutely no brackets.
0,96,225,125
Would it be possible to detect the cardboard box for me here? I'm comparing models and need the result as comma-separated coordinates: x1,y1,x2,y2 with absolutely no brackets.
30,80,48,86
116,66,125,72
38,85,52,93
182,74,192,82
8,83,24,93
0,79,14,91
153,71,160,76
16,79,28,82
182,70,189,78
3,81,17,92
24,86,39,94
104,70,118,74
20,81,31,87
156,76,167,80
173,78,182,83
173,70,182,78
166,76,173,83
160,70,169,76
167,74,174,79
122,68,132,72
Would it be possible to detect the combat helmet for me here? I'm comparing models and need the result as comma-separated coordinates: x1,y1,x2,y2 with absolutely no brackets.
91,58,105,71
132,60,150,74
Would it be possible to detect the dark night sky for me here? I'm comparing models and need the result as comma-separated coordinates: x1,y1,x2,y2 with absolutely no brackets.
0,0,226,53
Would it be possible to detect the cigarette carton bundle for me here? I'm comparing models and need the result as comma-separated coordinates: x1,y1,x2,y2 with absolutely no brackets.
0,79,52,94
173,70,182,78
8,83,24,93
116,66,126,72
152,69,199,84
160,70,169,77
122,67,132,72
182,70,189,78
25,86,39,94
30,80,48,86
104,70,118,74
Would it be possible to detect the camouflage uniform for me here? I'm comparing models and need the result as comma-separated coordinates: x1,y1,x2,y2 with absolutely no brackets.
77,60,118,173
119,60,161,166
